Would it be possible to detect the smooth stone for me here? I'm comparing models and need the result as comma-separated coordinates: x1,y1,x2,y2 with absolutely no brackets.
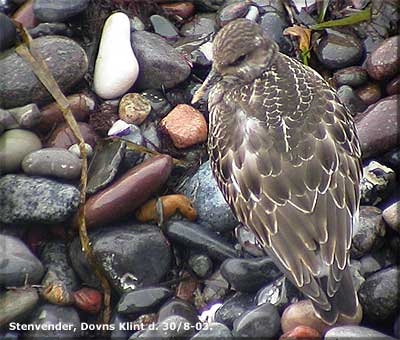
0,129,42,173
180,13,217,38
0,36,88,109
217,1,250,27
29,22,73,38
356,95,399,159
94,12,139,99
178,160,238,232
314,29,363,70
355,82,382,106
0,175,80,225
141,89,172,119
360,161,396,206
333,66,368,87
117,287,174,315
39,240,79,291
256,276,301,313
73,287,102,314
69,223,172,293
359,246,397,277
281,325,321,340
191,322,232,338
68,143,93,159
325,325,397,340
386,75,400,95
36,93,95,133
119,93,151,125
0,288,39,327
336,85,367,115
188,253,213,278
84,154,172,228
87,140,126,195
359,266,399,322
47,122,98,149
8,103,41,129
202,270,230,304
0,108,17,131
160,2,195,19
383,200,400,233
0,234,44,287
150,15,179,41
24,304,80,339
233,303,280,338
366,35,400,81
22,147,82,180
158,298,199,325
215,292,255,328
221,257,281,293
164,220,237,261
351,206,386,259
0,12,16,51
33,0,89,22
131,30,191,90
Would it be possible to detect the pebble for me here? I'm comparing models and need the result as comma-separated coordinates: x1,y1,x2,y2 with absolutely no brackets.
0,12,16,51
351,206,386,259
280,325,321,340
68,143,93,159
333,66,368,87
383,200,400,233
360,161,396,206
314,29,363,70
0,234,44,287
164,220,237,261
160,104,208,149
355,82,382,106
386,75,400,95
0,174,80,225
281,300,362,335
178,160,238,232
41,281,74,306
0,36,88,109
8,103,41,129
84,155,172,228
366,35,400,80
0,288,39,327
0,129,42,173
69,223,172,293
119,93,151,125
359,246,397,277
202,270,229,304
131,30,191,90
24,304,80,339
117,287,174,315
72,287,102,314
12,0,38,29
0,108,17,132
120,125,146,168
217,1,250,27
22,147,82,180
359,265,399,322
215,292,255,328
150,15,179,41
87,140,126,195
33,0,89,22
325,325,397,340
188,253,213,278
47,122,98,150
356,95,399,159
336,85,367,115
94,12,139,99
158,298,199,325
180,13,217,38
221,257,281,293
160,2,195,19
191,322,232,338
233,303,280,338
141,89,172,119
29,22,73,38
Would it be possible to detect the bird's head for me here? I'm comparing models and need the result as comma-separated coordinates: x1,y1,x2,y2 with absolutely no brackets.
192,18,279,104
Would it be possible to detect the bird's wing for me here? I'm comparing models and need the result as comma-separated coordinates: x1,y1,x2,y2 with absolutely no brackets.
209,58,362,323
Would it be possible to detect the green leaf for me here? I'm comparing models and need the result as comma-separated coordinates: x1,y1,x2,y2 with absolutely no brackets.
311,6,371,30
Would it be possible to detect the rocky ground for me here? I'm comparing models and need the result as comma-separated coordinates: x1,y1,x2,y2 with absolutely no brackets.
0,0,399,339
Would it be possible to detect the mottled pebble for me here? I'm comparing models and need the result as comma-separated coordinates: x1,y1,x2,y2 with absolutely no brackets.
22,148,82,180
0,129,42,173
29,22,73,38
119,93,151,125
68,143,93,159
333,66,368,87
188,253,213,279
33,0,89,22
215,292,255,328
355,82,382,106
383,200,400,233
202,270,229,304
0,175,79,225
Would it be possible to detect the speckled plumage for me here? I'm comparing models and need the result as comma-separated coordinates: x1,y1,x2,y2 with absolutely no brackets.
197,19,362,324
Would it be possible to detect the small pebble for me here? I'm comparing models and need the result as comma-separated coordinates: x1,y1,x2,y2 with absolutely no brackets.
33,0,89,22
188,253,213,278
68,143,93,159
73,288,102,314
158,298,199,325
47,122,98,149
355,82,382,106
202,270,229,304
160,2,194,19
333,66,368,87
119,93,151,125
12,0,38,29
383,200,400,233
215,292,255,328
336,85,366,114
280,325,321,340
180,13,217,38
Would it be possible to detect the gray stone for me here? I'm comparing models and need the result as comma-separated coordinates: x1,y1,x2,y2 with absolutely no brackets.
0,12,16,52
0,234,44,287
0,175,80,225
178,160,237,232
325,325,397,339
191,322,232,338
0,36,88,109
22,148,82,180
0,129,42,174
33,0,89,22
8,104,41,129
131,31,191,90
180,13,217,38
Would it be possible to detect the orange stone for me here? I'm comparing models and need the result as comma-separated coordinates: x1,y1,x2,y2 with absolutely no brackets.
160,104,207,149
73,288,102,314
160,2,195,19
280,325,322,340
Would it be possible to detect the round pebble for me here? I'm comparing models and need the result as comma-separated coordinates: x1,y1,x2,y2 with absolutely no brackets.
119,93,151,125
0,12,16,51
33,0,89,22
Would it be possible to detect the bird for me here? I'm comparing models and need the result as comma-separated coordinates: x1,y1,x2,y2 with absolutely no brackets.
192,18,362,325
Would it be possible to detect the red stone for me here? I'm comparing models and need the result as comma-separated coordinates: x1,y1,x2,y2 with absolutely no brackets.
73,288,102,314
160,2,195,19
84,155,173,228
280,325,321,340
46,122,98,149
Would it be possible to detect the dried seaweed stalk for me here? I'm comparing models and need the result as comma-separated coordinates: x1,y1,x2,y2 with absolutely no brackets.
14,23,111,324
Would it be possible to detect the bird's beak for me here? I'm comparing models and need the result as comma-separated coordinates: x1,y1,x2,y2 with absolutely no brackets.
191,69,220,104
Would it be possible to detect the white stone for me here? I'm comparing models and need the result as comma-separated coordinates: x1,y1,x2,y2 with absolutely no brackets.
93,12,139,99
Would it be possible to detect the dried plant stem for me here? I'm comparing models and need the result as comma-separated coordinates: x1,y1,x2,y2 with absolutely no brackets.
15,24,111,324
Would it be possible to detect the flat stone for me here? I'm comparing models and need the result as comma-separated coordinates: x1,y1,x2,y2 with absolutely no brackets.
22,147,82,180
0,234,44,287
131,31,191,90
33,0,89,22
150,15,179,41
0,174,80,225
0,35,88,109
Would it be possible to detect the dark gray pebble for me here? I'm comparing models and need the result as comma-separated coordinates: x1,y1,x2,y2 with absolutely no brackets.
215,292,255,328
188,253,213,279
0,12,16,52
29,22,74,38
33,0,89,22
180,13,217,38
150,15,179,42
158,298,199,325
0,175,80,225
191,322,232,339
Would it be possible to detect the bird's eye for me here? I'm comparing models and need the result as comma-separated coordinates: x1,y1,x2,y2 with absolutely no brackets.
231,54,246,66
